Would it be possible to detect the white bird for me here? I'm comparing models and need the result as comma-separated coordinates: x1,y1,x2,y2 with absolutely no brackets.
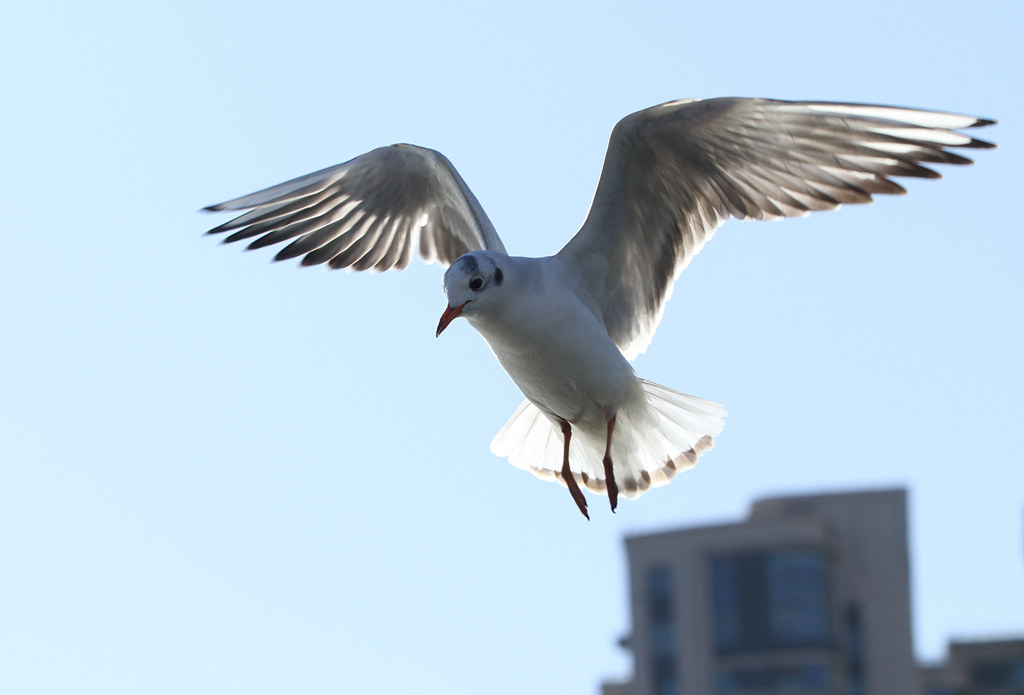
205,97,994,519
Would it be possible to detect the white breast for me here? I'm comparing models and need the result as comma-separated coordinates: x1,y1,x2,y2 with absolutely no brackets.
466,256,639,428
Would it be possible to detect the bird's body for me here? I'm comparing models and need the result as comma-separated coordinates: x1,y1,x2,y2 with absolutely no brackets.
205,97,994,518
438,250,725,517
462,253,635,426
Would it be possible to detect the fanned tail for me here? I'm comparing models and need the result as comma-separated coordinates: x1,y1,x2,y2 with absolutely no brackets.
490,380,725,501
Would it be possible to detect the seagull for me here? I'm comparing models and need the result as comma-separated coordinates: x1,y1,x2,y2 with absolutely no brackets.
204,97,994,519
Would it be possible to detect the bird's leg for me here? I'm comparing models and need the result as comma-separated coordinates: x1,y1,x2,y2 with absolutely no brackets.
603,415,619,512
559,418,589,520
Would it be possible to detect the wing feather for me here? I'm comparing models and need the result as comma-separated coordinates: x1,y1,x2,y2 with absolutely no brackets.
558,97,995,358
205,144,506,271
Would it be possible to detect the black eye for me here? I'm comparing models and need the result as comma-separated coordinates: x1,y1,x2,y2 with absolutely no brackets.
469,277,484,291
494,267,503,285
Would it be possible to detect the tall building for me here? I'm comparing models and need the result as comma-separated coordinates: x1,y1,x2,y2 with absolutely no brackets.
602,489,919,695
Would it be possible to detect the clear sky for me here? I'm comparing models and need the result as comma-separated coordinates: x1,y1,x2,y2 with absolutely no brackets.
1,1,1020,693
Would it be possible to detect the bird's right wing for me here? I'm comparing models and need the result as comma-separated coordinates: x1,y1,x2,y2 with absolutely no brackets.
205,144,506,270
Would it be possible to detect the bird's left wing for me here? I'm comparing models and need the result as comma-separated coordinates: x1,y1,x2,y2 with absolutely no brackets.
557,97,995,359
205,144,506,270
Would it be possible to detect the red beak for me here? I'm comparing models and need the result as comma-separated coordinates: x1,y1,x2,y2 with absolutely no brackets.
436,301,469,337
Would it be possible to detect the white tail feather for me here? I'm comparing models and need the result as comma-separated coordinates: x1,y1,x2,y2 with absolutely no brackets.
490,380,725,500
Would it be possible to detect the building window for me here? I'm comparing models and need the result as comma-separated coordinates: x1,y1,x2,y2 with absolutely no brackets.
716,663,833,694
711,556,743,651
843,604,865,695
970,657,1024,689
766,551,830,645
647,566,677,695
710,549,832,653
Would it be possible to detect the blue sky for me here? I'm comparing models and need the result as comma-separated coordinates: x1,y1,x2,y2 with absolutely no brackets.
2,1,1020,693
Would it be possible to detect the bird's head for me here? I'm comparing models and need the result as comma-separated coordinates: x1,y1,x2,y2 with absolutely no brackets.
436,251,507,337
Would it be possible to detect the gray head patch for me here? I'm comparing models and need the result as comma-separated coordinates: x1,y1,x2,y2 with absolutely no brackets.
459,255,479,276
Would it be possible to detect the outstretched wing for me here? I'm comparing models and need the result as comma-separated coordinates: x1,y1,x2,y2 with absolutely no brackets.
558,97,995,359
205,144,506,270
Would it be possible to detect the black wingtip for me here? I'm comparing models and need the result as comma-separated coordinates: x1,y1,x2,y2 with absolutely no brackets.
204,218,237,236
967,117,997,150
